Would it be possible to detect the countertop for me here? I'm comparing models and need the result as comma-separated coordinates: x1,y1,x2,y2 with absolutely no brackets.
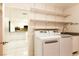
61,32,79,36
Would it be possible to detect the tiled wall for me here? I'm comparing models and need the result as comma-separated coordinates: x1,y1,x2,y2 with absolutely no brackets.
30,21,64,31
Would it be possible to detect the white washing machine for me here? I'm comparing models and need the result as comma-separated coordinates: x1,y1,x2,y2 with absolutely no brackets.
34,29,61,56
34,29,72,56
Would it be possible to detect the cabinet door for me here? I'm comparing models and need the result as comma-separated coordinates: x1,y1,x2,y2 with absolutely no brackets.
43,39,60,56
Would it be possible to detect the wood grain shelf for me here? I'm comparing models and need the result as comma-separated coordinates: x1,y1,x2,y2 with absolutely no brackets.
30,19,78,24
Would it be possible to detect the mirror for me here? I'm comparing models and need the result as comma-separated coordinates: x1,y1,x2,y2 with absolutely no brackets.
6,8,28,32
9,19,28,32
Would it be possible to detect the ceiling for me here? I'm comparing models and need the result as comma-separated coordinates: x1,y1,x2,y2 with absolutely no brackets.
5,3,78,10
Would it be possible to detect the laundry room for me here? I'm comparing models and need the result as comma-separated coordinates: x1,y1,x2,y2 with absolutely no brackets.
3,3,79,56
28,3,79,56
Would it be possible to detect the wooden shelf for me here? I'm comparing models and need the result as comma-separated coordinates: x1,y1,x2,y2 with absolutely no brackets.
31,8,70,17
30,19,78,24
